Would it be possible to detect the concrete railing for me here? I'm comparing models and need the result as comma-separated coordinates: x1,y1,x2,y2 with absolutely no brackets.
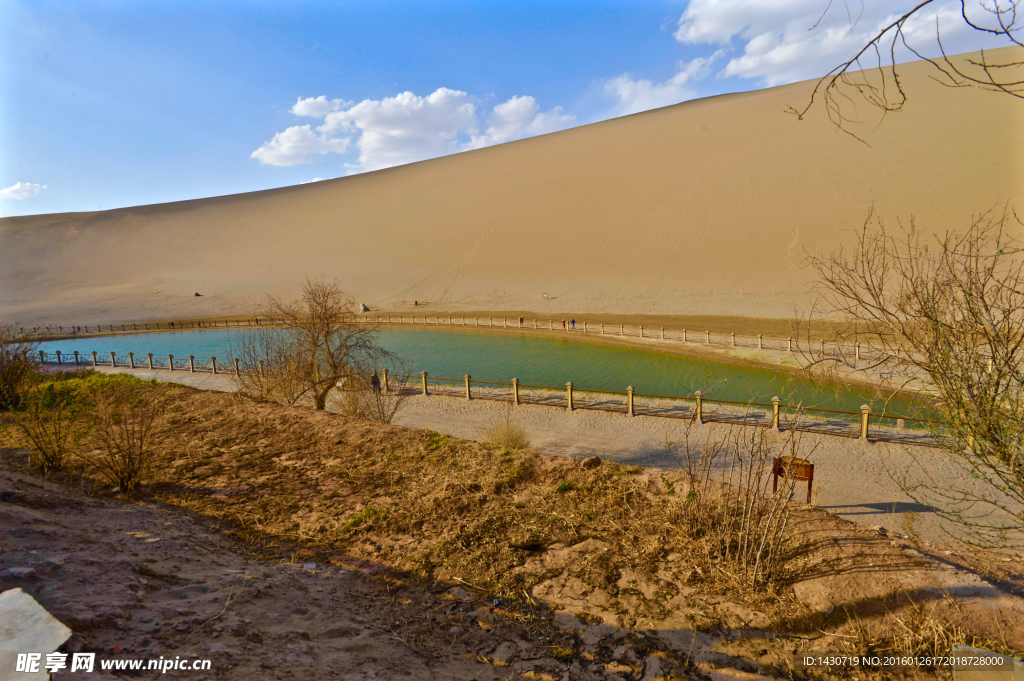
35,349,940,445
17,315,892,364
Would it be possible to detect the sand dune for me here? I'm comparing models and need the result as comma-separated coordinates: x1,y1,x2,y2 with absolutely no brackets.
2,49,1022,325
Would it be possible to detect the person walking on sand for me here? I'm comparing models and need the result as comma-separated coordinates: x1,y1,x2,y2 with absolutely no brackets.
370,371,381,394
570,318,576,330
519,315,524,328
562,319,567,331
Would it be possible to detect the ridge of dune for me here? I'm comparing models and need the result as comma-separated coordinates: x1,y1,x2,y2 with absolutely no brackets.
2,48,1022,325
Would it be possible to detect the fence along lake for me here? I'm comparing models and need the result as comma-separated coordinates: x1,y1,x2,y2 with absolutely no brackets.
39,327,931,420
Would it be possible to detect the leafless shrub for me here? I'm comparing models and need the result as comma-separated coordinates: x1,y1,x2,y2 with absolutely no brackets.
668,417,805,588
9,381,90,474
331,354,414,424
230,328,311,405
806,208,1024,548
80,380,161,491
485,404,531,451
0,324,39,411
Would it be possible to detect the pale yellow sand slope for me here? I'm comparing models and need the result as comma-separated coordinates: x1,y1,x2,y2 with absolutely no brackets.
1,49,1021,325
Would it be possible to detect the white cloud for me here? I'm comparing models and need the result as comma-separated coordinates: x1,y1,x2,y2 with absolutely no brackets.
467,95,575,149
250,125,350,166
0,182,46,200
256,88,574,172
604,52,723,116
319,88,478,171
674,0,996,87
291,96,349,118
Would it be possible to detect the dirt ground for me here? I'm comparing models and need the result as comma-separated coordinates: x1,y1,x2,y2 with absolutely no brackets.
3,383,1024,680
79,364,1018,549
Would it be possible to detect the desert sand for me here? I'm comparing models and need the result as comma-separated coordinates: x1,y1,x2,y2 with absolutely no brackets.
2,49,1022,326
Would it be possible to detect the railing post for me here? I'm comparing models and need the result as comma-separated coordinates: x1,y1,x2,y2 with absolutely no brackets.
147,353,153,369
627,386,634,417
512,378,519,405
381,368,388,393
190,356,196,373
549,320,552,330
601,323,604,334
39,350,45,363
706,330,710,344
584,321,587,332
211,357,218,374
758,334,763,349
683,329,687,342
92,351,98,367
694,390,703,424
73,350,80,365
489,317,492,326
820,339,825,354
855,343,861,361
110,351,116,367
56,350,62,365
234,358,240,377
640,325,644,338
731,332,735,346
619,324,623,336
788,337,793,352
464,374,472,400
421,371,429,396
128,352,135,369
661,327,664,340
859,405,870,441
168,355,174,372
503,318,506,328
566,382,573,411
771,397,780,431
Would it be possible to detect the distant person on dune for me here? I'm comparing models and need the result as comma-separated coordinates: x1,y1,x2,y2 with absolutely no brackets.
561,319,566,330
370,372,381,394
571,318,576,330
194,292,202,297
519,315,524,327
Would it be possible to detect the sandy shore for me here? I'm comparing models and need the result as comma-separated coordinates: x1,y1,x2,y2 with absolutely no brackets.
77,363,1019,552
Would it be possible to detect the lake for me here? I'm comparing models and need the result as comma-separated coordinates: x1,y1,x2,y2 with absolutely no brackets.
39,327,932,420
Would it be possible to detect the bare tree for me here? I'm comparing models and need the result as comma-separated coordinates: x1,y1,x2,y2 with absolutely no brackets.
264,278,384,411
807,207,1024,547
792,0,1023,141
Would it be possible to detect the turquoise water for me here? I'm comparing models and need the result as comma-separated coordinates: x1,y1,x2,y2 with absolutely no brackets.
39,328,931,419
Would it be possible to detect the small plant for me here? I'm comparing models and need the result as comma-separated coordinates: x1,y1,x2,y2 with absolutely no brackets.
0,324,39,411
660,473,675,494
80,378,161,492
555,481,572,492
485,404,530,451
10,381,90,474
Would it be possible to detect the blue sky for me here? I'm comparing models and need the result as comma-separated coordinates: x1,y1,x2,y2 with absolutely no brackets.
0,0,1004,216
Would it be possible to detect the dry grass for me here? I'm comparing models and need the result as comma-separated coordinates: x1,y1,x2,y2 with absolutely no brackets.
485,406,531,451
90,384,799,612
